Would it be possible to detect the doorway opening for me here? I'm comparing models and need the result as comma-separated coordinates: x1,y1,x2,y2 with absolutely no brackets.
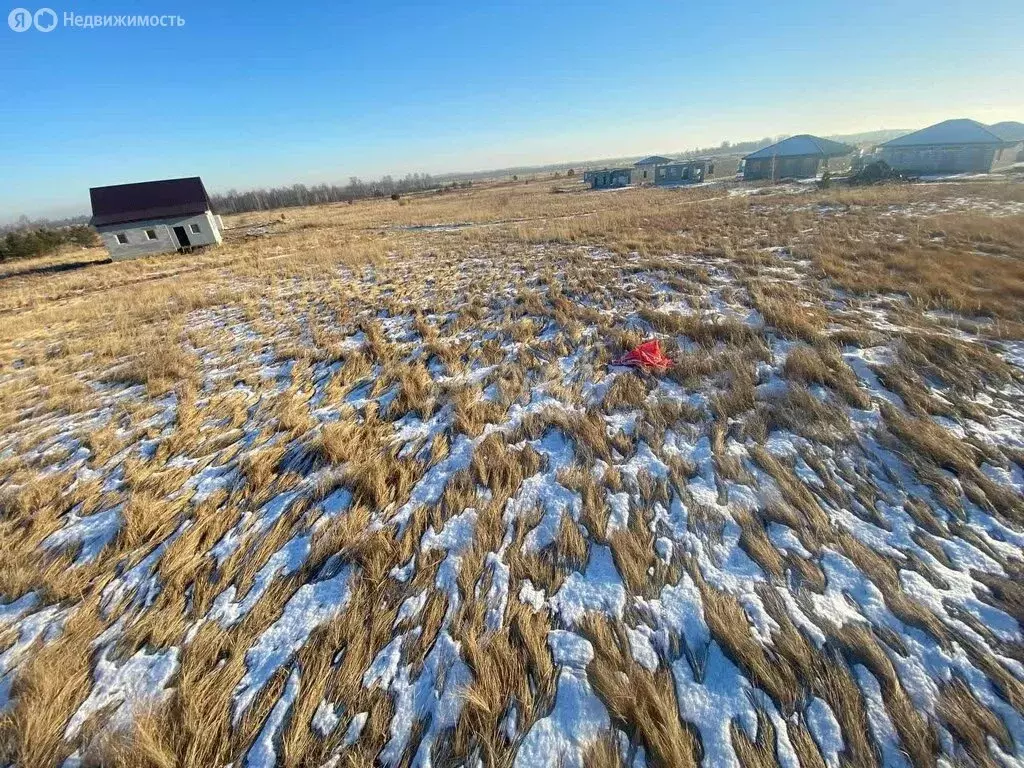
173,226,191,249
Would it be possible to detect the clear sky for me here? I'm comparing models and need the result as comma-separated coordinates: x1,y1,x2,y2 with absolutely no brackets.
2,0,1022,221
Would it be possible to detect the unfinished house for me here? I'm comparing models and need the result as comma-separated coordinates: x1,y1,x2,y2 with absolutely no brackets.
988,121,1024,162
632,155,674,185
879,119,1022,174
655,159,714,186
741,135,855,181
583,168,633,189
90,176,223,261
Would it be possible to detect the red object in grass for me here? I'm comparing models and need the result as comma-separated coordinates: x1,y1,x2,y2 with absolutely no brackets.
612,339,672,373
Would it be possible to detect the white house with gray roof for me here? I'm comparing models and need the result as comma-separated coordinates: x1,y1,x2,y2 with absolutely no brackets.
879,119,1022,174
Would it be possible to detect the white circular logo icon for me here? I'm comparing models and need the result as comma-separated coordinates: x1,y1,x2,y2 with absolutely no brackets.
33,7,56,30
8,7,33,30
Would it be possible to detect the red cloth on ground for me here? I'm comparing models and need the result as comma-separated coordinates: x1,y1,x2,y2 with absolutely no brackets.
612,339,671,373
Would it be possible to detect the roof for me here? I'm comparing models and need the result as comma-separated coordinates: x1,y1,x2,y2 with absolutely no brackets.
880,119,1008,148
89,176,212,227
743,135,855,160
988,121,1024,143
634,155,674,166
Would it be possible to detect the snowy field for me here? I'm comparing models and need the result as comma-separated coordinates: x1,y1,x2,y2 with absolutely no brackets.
1,177,1023,767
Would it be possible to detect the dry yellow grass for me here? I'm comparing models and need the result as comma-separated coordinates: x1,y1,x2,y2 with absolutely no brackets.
581,614,702,767
937,679,1013,768
782,343,870,409
1,176,1022,766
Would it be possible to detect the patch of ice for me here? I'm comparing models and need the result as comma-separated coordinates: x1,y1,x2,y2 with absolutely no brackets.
101,521,189,614
514,666,610,768
0,604,66,712
245,666,300,768
319,486,353,520
550,544,626,627
210,532,312,627
312,698,341,738
654,536,673,563
233,564,355,719
394,591,428,627
188,464,236,504
390,556,415,583
854,665,911,768
483,552,510,632
805,696,843,766
0,593,39,628
43,505,121,564
376,631,472,767
673,642,757,768
626,625,659,671
212,491,298,565
519,580,547,611
548,630,594,669
392,434,476,529
606,492,630,533
65,645,180,738
343,711,368,747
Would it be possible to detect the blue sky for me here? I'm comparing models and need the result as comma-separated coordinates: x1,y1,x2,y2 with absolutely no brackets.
2,0,1022,221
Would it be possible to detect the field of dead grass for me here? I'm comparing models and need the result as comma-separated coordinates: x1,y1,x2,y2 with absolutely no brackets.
1,175,1023,767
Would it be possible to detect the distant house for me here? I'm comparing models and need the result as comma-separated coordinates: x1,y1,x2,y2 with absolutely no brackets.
584,168,633,189
988,121,1024,161
586,156,715,189
741,135,855,181
632,155,674,184
655,159,714,186
89,176,223,261
989,121,1024,142
878,119,1021,174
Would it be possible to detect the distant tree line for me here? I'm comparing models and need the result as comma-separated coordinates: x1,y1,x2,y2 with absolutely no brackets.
209,173,470,215
0,225,99,263
676,136,780,160
0,213,90,234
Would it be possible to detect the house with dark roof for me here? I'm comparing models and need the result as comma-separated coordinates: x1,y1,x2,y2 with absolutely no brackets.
741,135,855,181
632,155,675,184
89,176,223,260
878,119,1021,174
